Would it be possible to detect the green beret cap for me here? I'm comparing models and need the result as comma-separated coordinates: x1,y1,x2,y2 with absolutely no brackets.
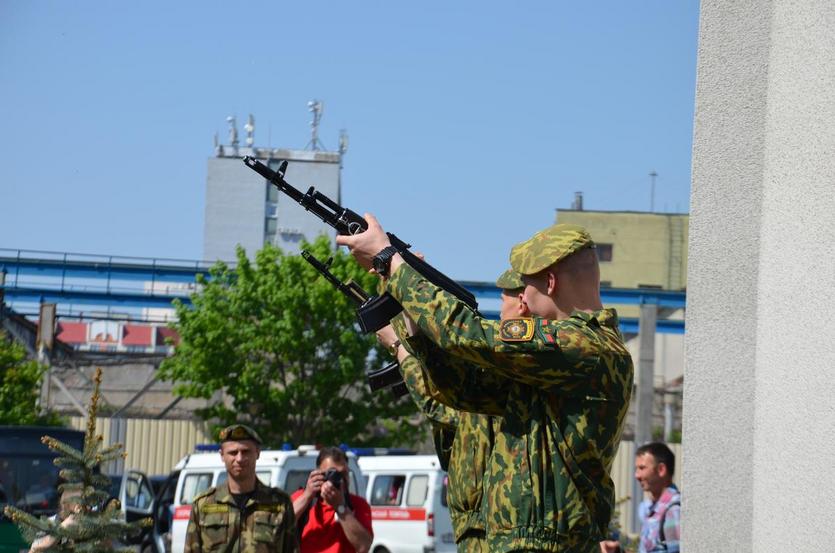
495,268,524,291
219,424,263,445
509,223,594,275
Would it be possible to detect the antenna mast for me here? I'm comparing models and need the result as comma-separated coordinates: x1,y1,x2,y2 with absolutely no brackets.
307,100,326,150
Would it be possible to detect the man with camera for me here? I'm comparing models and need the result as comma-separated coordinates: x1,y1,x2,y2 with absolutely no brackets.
291,447,373,553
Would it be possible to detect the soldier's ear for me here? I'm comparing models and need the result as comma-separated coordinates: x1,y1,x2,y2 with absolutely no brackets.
546,270,558,296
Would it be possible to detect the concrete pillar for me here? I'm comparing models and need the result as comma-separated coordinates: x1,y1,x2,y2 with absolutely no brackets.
685,1,835,550
630,302,656,531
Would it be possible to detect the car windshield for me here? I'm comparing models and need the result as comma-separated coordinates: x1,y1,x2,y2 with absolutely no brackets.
0,456,62,516
0,427,85,517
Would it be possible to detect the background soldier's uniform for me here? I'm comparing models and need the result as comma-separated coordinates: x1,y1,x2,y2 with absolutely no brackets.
399,353,493,553
384,225,634,553
185,479,298,553
394,267,523,553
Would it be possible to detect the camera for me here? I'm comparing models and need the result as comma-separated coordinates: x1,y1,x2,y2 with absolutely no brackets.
323,468,343,488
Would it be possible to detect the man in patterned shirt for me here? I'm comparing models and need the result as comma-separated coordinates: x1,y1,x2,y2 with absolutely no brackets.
633,443,680,553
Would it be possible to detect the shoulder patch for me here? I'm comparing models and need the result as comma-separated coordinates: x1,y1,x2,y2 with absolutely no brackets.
498,318,535,342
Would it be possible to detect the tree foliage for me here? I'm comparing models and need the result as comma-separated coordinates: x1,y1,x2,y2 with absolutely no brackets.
159,237,421,447
0,331,61,426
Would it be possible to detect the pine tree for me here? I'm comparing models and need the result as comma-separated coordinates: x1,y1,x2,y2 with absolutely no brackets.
3,368,151,552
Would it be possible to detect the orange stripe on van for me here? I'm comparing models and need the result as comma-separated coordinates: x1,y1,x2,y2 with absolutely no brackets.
174,505,192,520
370,507,426,521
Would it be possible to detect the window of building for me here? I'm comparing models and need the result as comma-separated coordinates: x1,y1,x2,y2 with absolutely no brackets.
637,284,664,290
596,243,613,262
600,281,612,288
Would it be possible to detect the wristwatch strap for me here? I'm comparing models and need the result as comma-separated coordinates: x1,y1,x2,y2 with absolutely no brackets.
373,246,399,277
389,339,401,356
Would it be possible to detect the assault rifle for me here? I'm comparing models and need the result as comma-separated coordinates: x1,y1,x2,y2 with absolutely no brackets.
243,156,481,324
301,250,408,399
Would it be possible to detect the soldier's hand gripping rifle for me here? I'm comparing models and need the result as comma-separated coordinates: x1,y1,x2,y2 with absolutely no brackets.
301,250,408,398
243,156,481,321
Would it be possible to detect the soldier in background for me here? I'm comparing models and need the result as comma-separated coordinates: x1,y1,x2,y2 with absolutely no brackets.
339,218,634,552
377,268,528,552
185,424,297,553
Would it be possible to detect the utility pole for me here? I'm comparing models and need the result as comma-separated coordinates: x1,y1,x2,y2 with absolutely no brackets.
649,170,658,212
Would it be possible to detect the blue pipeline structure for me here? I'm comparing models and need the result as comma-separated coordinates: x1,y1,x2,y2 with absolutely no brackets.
0,248,685,334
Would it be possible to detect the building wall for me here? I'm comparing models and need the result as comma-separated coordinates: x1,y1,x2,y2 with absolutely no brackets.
269,153,340,255
685,0,835,550
203,148,341,262
204,156,268,262
556,210,689,290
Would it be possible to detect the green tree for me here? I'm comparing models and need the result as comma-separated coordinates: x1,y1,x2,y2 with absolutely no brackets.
159,237,421,447
0,330,61,426
4,368,151,552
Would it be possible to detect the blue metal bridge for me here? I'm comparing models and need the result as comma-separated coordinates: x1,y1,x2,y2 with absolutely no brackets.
0,248,685,334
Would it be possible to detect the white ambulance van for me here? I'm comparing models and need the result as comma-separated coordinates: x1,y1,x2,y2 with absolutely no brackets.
359,455,455,553
166,446,363,553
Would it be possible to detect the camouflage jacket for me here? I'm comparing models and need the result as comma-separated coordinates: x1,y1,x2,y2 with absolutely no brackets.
185,480,298,553
386,263,634,553
399,353,494,544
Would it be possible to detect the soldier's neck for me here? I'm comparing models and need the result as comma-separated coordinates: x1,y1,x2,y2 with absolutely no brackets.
227,475,257,494
554,291,603,320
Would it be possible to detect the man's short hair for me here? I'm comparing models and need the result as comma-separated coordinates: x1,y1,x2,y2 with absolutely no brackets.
636,442,675,477
316,446,348,467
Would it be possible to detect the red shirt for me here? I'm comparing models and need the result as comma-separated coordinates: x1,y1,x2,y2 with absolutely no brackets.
291,490,373,553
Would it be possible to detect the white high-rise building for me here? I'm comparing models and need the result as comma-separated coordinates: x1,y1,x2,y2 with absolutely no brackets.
203,116,343,262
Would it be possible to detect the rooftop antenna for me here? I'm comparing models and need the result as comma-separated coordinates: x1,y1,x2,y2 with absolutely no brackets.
244,114,255,147
649,170,658,212
307,100,326,150
227,116,239,149
339,129,349,157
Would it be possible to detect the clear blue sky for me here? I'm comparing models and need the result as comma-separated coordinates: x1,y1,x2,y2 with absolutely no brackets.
0,1,700,281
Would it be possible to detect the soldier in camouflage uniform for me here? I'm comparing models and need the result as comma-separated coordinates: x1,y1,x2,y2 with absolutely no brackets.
185,424,298,553
377,269,528,553
338,218,634,553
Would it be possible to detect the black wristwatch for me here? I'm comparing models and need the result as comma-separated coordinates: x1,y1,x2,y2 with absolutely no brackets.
372,246,399,277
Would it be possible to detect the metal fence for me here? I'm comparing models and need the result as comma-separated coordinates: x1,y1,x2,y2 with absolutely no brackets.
68,416,212,476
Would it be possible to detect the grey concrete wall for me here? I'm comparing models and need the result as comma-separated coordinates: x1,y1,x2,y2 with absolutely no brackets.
273,158,340,255
686,1,835,550
203,157,267,262
203,153,341,261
